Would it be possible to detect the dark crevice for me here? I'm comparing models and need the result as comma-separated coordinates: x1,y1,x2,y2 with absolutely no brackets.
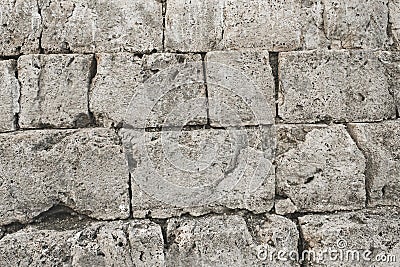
0,55,20,60
200,52,212,128
128,173,133,219
88,54,98,127
268,52,282,123
14,64,21,130
162,0,167,52
37,0,44,54
297,218,308,267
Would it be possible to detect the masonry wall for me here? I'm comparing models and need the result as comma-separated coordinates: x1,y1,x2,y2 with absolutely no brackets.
0,1,399,266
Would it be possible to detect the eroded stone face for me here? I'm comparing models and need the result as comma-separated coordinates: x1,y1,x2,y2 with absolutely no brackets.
276,124,366,212
0,129,129,225
0,60,19,132
18,54,93,129
390,0,400,50
279,50,397,123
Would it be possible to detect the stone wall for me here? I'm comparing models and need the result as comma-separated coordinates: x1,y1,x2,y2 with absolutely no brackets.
0,0,399,266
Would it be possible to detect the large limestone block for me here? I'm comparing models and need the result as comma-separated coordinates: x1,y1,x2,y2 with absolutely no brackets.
390,0,400,50
40,0,162,53
348,121,400,207
279,50,397,123
206,50,275,127
166,214,299,266
18,54,94,129
0,60,19,132
0,220,165,267
0,129,130,225
299,207,400,267
276,124,366,212
0,0,41,56
121,126,275,218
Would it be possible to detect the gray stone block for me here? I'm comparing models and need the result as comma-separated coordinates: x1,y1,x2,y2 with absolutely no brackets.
390,0,400,50
0,60,19,132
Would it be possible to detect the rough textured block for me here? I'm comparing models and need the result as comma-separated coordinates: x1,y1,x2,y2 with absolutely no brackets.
165,0,225,52
91,53,207,128
18,54,93,129
279,50,397,123
206,50,275,127
390,0,400,50
0,220,164,266
40,0,162,53
0,129,130,225
121,126,275,218
348,121,400,208
166,214,299,266
0,60,19,132
276,124,366,212
299,207,400,267
0,0,41,56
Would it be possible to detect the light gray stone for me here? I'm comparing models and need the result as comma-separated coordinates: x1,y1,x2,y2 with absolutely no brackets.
18,54,93,129
299,207,400,267
279,50,397,123
206,50,275,127
0,129,130,225
276,124,366,212
275,198,298,215
0,0,41,56
0,60,19,132
348,121,400,208
40,0,162,53
390,0,400,50
121,126,275,218
166,214,299,266
0,220,165,267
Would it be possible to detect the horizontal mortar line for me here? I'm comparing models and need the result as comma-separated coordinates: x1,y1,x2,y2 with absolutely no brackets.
276,118,399,125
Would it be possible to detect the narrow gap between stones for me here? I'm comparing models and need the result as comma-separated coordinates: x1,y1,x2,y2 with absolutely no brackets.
162,0,167,52
88,54,98,127
37,0,44,54
200,52,212,128
14,63,21,130
128,173,133,219
268,52,282,123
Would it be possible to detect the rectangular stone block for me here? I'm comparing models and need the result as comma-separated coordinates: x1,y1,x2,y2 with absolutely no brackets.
390,0,400,50
18,54,93,129
0,129,130,225
279,50,397,123
0,0,41,56
40,0,162,53
276,124,366,213
0,60,19,132
206,50,275,127
348,121,400,208
120,126,275,218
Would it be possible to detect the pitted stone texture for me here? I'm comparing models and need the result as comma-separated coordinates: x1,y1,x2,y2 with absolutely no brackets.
206,50,275,127
279,50,397,123
40,0,162,53
165,0,225,52
299,207,400,267
0,220,165,267
390,0,400,50
348,121,400,208
121,126,275,218
276,124,366,212
0,129,129,225
166,214,299,266
0,60,19,132
91,53,207,128
0,1,41,56
18,55,93,129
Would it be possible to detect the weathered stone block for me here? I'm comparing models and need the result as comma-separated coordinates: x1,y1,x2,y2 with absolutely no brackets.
206,50,275,127
390,0,400,50
0,0,41,56
40,0,162,53
0,129,130,225
276,124,366,212
121,126,275,218
348,121,400,208
299,207,400,266
279,50,397,123
18,54,93,129
0,60,19,132
0,220,165,266
166,214,299,266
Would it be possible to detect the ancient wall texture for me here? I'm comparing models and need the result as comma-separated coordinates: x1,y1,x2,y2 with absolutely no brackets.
0,0,399,266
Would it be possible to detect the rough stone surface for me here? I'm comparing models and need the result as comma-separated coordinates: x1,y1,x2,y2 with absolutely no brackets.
90,53,207,128
390,0,400,50
276,124,366,212
0,0,41,56
206,50,275,127
378,51,400,116
121,126,275,218
18,54,93,129
275,198,298,215
40,0,162,53
299,207,400,267
0,220,165,267
0,129,130,225
166,214,299,266
0,60,19,132
348,121,400,208
279,50,397,123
